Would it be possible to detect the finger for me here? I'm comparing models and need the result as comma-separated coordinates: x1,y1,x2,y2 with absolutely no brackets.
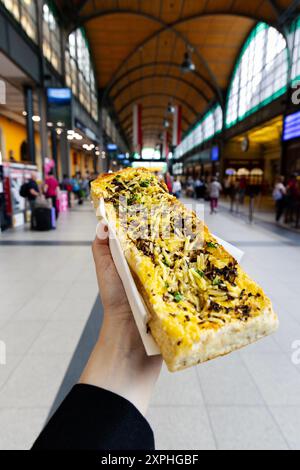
95,221,109,245
93,221,112,267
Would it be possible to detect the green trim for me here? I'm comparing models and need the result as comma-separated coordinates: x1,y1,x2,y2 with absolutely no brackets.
290,15,300,82
180,104,223,153
79,27,90,50
225,21,289,129
289,15,300,33
47,0,59,19
226,85,287,128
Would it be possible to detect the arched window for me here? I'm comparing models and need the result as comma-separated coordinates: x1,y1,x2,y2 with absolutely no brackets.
0,0,37,42
43,3,61,73
290,16,300,84
226,23,288,128
65,29,98,122
175,104,223,159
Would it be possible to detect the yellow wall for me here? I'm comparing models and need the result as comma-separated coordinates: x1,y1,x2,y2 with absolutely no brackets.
0,114,42,171
0,115,27,162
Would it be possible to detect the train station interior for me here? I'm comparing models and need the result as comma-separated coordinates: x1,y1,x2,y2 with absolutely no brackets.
1,0,300,451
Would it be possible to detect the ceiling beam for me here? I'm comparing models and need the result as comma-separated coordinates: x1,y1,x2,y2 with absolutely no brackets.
267,0,283,19
278,0,300,24
72,9,275,33
70,10,230,105
111,73,210,103
106,62,216,97
117,92,199,118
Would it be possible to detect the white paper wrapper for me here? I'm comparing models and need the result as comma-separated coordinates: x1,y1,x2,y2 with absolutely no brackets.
97,198,244,356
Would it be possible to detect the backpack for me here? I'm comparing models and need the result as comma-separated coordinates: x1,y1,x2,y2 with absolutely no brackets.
20,182,30,198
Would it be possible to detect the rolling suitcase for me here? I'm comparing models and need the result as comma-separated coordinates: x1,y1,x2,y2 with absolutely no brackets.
31,207,53,231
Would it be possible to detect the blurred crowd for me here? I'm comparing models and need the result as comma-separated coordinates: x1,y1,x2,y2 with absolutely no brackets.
164,173,223,215
272,174,300,228
164,172,300,229
21,170,97,228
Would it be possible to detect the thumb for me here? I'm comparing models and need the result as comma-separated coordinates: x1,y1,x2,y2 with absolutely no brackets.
95,220,109,245
93,221,111,265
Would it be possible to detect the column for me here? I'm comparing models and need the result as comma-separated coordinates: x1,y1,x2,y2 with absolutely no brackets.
60,132,71,177
50,129,58,177
24,86,36,164
38,87,49,176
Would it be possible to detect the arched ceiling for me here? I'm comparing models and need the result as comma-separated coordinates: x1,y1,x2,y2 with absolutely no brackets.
55,0,299,149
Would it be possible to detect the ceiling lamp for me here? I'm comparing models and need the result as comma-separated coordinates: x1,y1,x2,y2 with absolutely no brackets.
181,51,196,73
167,103,175,114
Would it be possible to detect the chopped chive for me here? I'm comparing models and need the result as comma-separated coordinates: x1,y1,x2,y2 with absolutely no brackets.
206,241,218,249
195,269,205,277
212,276,221,286
173,292,183,303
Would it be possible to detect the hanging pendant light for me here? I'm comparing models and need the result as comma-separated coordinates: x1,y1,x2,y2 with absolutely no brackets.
181,51,196,73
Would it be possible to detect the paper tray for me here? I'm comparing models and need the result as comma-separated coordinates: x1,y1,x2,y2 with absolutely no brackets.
97,198,244,356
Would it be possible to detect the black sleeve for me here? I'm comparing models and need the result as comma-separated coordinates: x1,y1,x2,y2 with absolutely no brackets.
31,384,155,450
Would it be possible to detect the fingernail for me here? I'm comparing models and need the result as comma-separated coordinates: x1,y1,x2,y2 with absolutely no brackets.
96,221,109,240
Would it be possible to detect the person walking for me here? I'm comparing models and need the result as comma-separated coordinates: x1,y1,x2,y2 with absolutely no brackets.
172,177,182,199
238,177,247,207
194,177,205,200
284,174,298,224
185,176,194,198
71,174,83,205
165,172,173,194
61,174,73,208
25,172,40,213
229,180,239,213
45,170,59,219
209,177,222,214
272,176,286,223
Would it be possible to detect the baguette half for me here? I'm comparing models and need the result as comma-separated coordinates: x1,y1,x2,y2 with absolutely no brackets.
91,168,278,372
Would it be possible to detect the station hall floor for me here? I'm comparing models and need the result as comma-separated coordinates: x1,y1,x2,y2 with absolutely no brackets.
0,200,300,450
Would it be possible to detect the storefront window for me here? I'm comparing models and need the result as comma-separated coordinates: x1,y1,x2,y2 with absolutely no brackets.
65,28,98,121
0,0,37,42
43,3,61,73
226,23,288,128
290,16,300,84
174,105,223,159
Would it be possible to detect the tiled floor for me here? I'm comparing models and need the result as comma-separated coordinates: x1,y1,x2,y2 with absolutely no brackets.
0,200,300,450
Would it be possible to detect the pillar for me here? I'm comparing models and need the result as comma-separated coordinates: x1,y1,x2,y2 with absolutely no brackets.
24,86,36,164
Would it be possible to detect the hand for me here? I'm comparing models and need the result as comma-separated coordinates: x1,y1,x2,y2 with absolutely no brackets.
80,221,162,415
93,221,133,319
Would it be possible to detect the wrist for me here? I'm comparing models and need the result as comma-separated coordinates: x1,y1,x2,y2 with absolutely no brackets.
100,310,146,353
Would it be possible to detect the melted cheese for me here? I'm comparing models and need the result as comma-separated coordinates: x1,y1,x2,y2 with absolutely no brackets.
91,168,272,350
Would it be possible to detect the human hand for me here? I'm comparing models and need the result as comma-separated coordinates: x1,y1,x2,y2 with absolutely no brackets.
93,221,133,319
81,221,162,415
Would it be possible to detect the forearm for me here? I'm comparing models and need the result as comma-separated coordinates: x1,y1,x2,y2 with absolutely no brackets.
79,313,162,416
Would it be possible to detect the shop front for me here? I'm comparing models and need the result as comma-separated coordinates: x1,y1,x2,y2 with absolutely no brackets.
0,162,40,229
223,115,283,192
183,146,220,181
282,109,300,176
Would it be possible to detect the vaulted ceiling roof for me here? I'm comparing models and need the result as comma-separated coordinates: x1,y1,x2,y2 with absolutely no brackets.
54,0,299,148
